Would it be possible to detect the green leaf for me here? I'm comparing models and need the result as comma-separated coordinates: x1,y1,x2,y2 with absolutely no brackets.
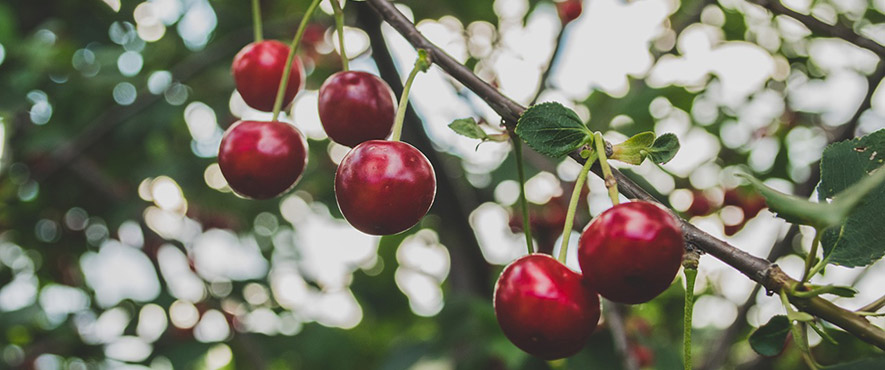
749,315,791,357
808,321,838,345
611,131,655,165
738,173,841,229
448,118,489,140
818,129,885,267
646,133,680,164
515,102,592,157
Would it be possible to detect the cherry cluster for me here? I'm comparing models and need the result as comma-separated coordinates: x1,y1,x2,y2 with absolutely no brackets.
218,38,436,235
494,201,685,359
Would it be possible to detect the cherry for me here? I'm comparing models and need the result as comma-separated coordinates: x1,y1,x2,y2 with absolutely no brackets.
578,201,684,304
630,344,655,368
334,140,436,235
231,40,305,112
218,120,308,199
556,0,583,25
494,254,601,360
318,71,397,147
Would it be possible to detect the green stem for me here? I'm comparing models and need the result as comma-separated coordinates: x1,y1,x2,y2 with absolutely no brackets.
252,0,263,42
683,267,697,370
558,151,597,263
801,228,822,285
390,51,430,142
330,0,349,70
594,132,620,206
513,136,533,254
271,0,322,121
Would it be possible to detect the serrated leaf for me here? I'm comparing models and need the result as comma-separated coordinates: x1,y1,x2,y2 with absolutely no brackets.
611,131,655,165
515,102,592,158
647,133,679,164
818,129,885,267
749,315,791,357
448,118,489,140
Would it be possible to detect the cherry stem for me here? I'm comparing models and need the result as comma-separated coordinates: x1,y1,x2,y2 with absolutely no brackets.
557,150,597,263
800,227,822,285
271,0,322,121
683,266,698,370
252,0,263,42
330,0,349,70
512,136,534,254
594,132,619,206
391,50,431,142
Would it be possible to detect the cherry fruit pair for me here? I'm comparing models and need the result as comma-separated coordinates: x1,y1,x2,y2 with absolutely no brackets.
318,71,436,235
219,40,309,199
494,201,684,359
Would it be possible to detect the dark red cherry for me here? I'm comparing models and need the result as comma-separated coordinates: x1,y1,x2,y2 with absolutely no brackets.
578,201,684,304
232,40,305,112
556,0,583,25
318,71,396,147
494,254,601,360
218,120,308,199
334,140,436,235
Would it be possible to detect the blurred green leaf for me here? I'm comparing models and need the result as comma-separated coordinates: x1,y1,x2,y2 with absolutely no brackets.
749,315,790,357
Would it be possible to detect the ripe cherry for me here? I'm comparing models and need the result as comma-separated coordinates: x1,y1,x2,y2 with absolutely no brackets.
334,140,436,235
218,120,308,199
494,254,601,360
556,0,583,25
318,71,396,147
231,40,305,112
578,201,684,304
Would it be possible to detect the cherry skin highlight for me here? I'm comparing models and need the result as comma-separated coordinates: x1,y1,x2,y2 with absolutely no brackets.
578,201,684,304
318,71,397,147
231,40,305,112
494,254,601,360
334,140,436,235
218,120,308,199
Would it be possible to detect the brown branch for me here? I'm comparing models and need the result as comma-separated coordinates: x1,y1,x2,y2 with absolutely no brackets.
747,0,885,59
365,0,885,350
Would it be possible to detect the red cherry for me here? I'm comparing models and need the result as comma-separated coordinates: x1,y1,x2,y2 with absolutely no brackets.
494,254,601,360
218,120,308,199
630,344,655,368
318,71,397,147
686,190,714,217
232,40,305,112
556,0,583,25
578,201,684,304
334,140,436,235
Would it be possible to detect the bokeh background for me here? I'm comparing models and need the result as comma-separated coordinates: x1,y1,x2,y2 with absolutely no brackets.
1,0,884,369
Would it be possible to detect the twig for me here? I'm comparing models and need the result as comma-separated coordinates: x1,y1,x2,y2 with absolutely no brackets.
528,23,567,105
364,0,885,350
746,0,885,58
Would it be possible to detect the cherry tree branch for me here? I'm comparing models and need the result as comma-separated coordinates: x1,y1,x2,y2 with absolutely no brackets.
365,0,885,350
747,0,885,59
